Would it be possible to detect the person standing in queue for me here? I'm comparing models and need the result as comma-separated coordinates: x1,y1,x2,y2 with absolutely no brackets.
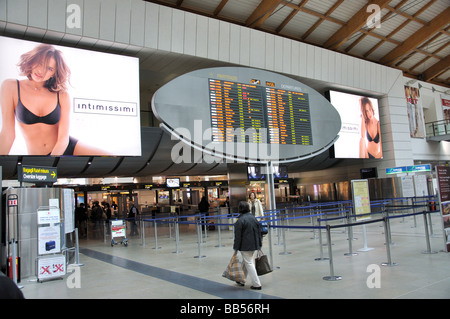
233,201,262,290
248,192,264,218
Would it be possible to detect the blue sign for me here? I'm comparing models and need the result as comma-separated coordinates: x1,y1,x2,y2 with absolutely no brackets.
386,164,431,175
407,164,431,173
386,167,406,175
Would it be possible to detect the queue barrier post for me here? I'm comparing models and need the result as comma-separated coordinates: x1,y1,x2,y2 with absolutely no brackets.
381,216,398,267
344,212,358,257
153,218,161,250
141,218,146,247
215,217,225,248
267,221,280,271
73,228,84,266
383,209,395,246
421,212,438,254
315,217,329,261
194,216,206,258
310,212,317,239
322,225,342,281
412,198,417,228
173,215,183,254
427,211,435,237
279,214,292,255
275,210,282,246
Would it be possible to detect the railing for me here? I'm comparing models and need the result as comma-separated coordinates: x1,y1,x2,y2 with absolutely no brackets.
425,119,450,140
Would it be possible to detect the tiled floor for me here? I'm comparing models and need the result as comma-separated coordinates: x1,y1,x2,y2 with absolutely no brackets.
18,210,450,300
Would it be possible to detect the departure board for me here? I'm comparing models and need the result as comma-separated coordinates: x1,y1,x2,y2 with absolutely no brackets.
209,79,265,143
209,78,312,145
266,88,312,145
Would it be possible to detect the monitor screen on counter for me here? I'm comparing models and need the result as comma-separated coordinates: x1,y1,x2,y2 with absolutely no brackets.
328,90,382,159
0,36,141,156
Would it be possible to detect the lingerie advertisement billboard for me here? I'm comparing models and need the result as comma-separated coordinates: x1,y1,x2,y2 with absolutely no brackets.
0,36,141,156
328,90,382,159
404,85,425,138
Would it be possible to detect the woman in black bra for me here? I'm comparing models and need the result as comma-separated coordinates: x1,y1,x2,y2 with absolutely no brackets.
0,43,107,156
359,97,382,159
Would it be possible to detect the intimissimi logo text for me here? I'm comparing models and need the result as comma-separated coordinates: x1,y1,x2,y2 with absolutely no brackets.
74,98,138,116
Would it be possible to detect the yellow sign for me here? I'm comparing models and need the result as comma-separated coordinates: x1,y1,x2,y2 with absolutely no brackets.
351,180,371,221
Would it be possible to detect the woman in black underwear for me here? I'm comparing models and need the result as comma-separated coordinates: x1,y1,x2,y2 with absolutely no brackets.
359,97,382,159
0,43,108,156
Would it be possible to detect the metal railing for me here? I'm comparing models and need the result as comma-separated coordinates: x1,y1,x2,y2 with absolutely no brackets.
425,119,450,139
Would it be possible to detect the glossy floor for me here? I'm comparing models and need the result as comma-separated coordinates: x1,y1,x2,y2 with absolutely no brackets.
19,213,450,299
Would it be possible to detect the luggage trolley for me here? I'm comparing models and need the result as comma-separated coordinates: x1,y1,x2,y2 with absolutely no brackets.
110,219,128,247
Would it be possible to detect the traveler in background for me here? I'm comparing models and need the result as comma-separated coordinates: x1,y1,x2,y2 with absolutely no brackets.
103,202,112,232
128,202,139,236
198,196,210,230
248,192,264,218
75,203,87,238
233,201,262,290
91,201,104,239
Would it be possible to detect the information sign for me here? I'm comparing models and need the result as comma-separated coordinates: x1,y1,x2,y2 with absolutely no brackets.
208,78,312,146
436,166,450,252
37,255,66,281
111,220,126,237
407,164,431,173
209,79,265,143
18,165,57,183
152,66,341,163
352,179,371,221
266,87,311,145
37,208,61,225
386,166,406,175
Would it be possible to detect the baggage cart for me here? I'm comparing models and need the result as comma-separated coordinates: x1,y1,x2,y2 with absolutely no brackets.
110,219,128,247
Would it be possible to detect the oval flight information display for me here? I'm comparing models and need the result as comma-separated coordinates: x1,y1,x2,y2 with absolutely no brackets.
152,67,341,163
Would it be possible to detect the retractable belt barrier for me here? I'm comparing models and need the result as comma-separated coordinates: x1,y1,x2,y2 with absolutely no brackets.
90,195,439,281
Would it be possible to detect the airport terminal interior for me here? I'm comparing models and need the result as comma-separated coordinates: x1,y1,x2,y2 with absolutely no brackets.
0,0,449,301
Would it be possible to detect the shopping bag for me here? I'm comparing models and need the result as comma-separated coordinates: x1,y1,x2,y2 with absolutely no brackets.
255,250,272,276
222,251,246,283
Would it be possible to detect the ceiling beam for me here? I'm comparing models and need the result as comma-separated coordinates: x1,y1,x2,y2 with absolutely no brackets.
380,7,450,66
246,0,284,28
213,0,229,16
422,55,450,82
323,0,392,50
345,0,409,54
275,0,309,34
300,0,342,41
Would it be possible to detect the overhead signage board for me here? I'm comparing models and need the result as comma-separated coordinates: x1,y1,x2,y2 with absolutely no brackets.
152,67,341,163
18,165,57,183
407,164,431,173
386,164,431,175
386,167,407,175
